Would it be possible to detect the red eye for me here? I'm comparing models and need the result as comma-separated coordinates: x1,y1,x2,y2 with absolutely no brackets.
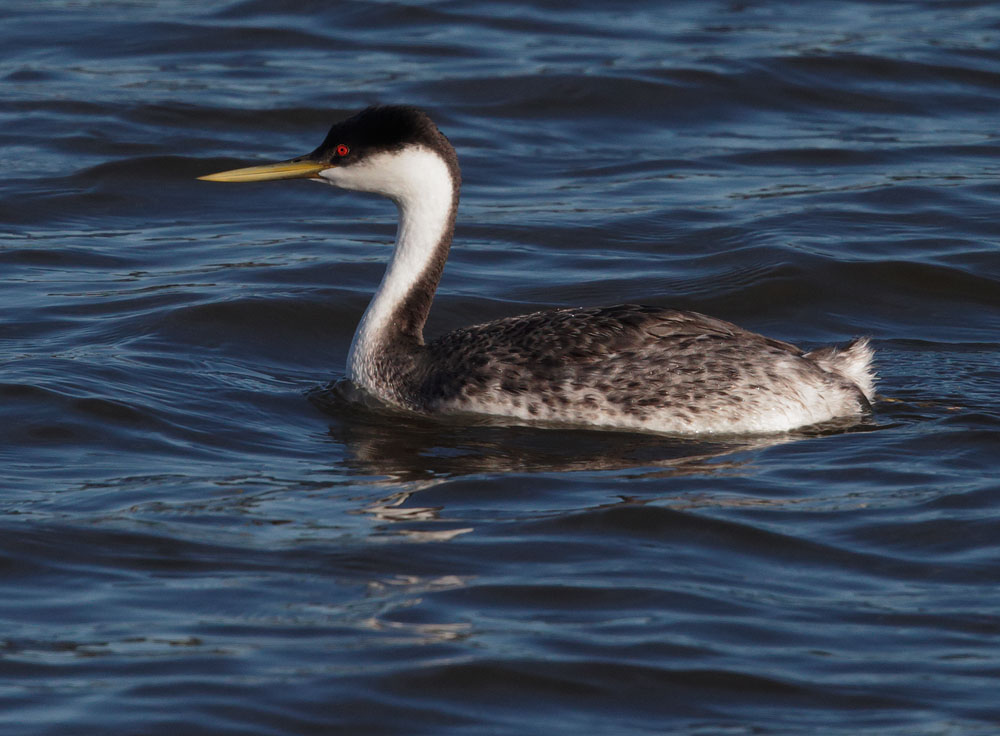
336,144,350,157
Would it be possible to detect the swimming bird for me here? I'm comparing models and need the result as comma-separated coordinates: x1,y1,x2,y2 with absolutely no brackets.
199,105,875,435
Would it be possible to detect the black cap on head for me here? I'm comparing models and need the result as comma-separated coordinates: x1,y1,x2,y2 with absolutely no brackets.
310,105,451,165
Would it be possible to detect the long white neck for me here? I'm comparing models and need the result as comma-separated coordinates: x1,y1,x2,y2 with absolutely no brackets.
319,147,458,396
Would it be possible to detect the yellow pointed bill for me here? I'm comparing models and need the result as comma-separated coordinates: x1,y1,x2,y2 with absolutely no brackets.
198,159,327,182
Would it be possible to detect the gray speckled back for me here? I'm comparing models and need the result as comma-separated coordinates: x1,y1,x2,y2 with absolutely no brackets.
362,304,874,435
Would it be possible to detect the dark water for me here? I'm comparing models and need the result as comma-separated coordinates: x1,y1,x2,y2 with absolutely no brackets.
2,1,1000,733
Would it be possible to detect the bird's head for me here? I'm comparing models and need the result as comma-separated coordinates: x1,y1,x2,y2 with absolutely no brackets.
199,105,459,203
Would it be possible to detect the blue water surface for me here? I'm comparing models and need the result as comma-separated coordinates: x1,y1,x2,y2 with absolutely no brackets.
1,1,999,734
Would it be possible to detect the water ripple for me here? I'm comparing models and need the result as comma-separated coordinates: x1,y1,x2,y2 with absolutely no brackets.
2,1,1000,734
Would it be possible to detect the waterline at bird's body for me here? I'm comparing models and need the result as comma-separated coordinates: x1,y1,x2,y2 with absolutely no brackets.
199,105,876,436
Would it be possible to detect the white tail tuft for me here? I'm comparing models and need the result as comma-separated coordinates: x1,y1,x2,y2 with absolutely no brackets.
805,337,877,402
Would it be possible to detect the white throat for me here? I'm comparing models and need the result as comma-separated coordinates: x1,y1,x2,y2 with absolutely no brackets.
321,147,456,394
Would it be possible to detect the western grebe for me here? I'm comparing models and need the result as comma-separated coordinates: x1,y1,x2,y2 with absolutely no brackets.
199,105,875,435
